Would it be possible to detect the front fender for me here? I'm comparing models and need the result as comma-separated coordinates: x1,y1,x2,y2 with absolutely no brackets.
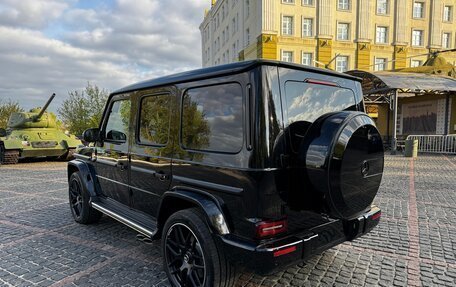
67,159,98,198
158,189,230,236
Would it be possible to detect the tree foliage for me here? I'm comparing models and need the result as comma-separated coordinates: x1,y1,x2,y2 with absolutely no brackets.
0,100,23,128
58,83,109,135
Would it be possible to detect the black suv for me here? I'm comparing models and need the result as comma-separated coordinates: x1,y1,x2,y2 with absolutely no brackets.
68,60,383,287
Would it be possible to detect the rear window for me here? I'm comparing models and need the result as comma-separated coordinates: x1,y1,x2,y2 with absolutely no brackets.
284,81,357,124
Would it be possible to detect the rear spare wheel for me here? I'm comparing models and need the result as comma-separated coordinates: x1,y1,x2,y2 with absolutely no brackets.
298,111,384,220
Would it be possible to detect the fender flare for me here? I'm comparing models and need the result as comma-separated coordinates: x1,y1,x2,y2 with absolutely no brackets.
158,189,230,236
67,159,98,198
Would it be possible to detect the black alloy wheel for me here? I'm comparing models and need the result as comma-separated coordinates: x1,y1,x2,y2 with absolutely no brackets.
69,176,83,219
165,223,206,287
68,172,102,224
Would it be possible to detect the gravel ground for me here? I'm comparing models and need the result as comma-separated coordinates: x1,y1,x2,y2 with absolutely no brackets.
0,154,455,287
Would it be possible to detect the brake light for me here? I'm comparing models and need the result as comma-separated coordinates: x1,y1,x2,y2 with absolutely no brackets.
305,79,339,87
256,219,288,238
273,246,297,257
372,212,381,220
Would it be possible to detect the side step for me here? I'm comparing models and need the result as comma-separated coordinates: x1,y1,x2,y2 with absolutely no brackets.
91,198,158,238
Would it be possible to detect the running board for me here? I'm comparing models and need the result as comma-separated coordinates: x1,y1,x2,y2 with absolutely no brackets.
91,199,157,238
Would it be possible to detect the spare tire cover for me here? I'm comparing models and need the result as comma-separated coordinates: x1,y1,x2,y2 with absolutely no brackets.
298,111,384,220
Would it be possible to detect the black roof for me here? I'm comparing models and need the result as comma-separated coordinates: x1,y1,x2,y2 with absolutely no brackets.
112,59,360,95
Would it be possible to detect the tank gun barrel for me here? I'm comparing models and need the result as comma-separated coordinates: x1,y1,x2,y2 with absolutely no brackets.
34,93,55,121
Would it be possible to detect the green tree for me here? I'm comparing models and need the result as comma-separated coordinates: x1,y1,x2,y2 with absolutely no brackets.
58,83,109,135
0,100,23,128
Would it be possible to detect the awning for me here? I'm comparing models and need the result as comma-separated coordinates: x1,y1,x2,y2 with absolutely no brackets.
347,71,456,95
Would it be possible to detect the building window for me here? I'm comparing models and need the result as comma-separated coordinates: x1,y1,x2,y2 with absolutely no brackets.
336,56,349,72
282,16,294,36
377,0,388,14
376,26,388,43
412,30,423,46
442,33,451,48
444,6,452,22
282,51,294,62
246,0,250,18
302,52,312,66
337,23,350,40
302,18,313,37
375,58,387,71
413,2,424,18
338,0,350,10
302,0,313,5
282,0,295,3
411,60,422,67
245,28,250,46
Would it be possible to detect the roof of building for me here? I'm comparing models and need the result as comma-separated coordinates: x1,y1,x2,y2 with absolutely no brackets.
112,59,360,95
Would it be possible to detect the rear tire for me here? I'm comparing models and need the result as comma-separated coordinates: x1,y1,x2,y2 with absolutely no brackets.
69,172,102,224
162,208,235,287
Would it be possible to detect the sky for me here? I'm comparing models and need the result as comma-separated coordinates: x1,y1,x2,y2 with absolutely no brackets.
0,0,209,113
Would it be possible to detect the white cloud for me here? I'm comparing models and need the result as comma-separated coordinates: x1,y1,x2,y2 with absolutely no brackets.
0,0,209,112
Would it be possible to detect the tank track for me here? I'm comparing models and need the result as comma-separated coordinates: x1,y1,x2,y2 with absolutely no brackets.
0,143,19,165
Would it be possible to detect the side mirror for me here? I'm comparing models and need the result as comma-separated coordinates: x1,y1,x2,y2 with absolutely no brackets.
82,128,100,143
0,128,6,137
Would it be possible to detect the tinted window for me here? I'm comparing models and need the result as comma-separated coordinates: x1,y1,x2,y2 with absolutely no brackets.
284,81,356,124
181,83,243,153
139,95,171,146
105,100,130,142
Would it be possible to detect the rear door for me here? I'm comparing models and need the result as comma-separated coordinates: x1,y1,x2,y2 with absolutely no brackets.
129,88,175,217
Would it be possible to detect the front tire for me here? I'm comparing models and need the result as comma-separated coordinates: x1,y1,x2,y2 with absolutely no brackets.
68,172,102,224
162,208,235,287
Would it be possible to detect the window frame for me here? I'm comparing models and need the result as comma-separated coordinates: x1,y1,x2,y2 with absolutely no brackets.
282,50,294,62
411,59,423,67
376,0,389,15
375,25,388,44
335,55,349,73
443,5,453,22
374,57,388,71
137,93,172,147
282,0,295,4
282,15,294,36
412,29,424,46
302,17,314,37
337,0,351,11
102,97,131,144
337,22,350,41
413,1,425,19
180,82,245,154
442,32,451,49
301,52,313,66
302,0,314,6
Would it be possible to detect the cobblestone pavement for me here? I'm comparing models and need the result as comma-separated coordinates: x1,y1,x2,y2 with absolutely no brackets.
0,155,455,287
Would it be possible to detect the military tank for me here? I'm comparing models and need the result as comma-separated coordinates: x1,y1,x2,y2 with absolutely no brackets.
0,93,82,164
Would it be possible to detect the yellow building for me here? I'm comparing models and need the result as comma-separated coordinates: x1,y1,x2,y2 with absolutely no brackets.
200,0,456,72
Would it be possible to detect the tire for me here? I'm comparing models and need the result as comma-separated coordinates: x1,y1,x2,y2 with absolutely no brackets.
162,208,235,287
68,172,102,224
297,111,384,219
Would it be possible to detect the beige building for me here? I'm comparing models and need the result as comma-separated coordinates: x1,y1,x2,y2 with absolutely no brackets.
200,0,456,71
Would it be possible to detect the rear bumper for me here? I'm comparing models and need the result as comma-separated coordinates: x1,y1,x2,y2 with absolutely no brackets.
219,206,381,274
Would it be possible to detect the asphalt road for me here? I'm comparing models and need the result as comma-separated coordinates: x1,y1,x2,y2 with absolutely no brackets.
0,154,455,286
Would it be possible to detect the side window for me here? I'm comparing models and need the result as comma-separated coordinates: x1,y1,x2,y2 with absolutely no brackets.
104,100,131,143
181,83,243,153
138,94,171,146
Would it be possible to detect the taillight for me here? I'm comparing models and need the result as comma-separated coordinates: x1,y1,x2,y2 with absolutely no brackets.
273,246,297,257
255,219,288,238
372,211,381,221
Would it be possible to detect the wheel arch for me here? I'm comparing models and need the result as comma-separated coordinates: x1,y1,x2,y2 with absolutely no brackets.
67,160,98,197
157,189,230,238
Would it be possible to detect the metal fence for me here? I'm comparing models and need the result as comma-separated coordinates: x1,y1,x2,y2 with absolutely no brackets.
406,135,456,154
